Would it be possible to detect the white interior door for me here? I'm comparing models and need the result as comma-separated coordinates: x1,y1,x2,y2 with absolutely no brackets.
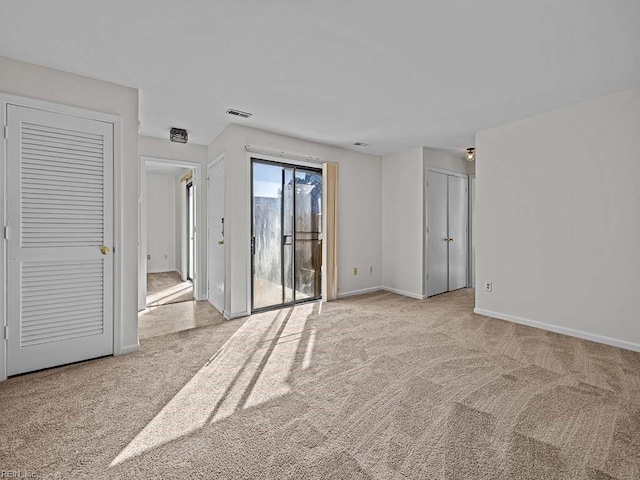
427,171,449,297
447,175,468,290
6,104,114,376
207,158,225,313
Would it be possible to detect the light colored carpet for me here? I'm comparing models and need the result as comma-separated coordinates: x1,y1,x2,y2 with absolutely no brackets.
138,300,223,340
146,271,194,307
1,289,639,479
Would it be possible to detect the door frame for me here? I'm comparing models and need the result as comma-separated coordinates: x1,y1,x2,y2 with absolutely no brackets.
468,174,476,288
207,153,226,315
0,93,122,382
139,156,202,311
424,166,469,298
248,155,324,314
186,180,195,281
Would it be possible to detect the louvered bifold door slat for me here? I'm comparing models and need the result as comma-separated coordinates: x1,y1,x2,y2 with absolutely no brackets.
6,104,114,376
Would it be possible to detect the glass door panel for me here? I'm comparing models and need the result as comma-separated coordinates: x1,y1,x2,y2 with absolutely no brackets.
294,169,323,300
252,162,284,310
252,160,323,312
283,168,294,304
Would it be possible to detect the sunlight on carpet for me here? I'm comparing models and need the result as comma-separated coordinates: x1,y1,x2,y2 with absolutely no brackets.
111,302,317,466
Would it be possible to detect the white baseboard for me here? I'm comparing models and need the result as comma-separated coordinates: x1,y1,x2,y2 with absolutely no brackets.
474,308,640,353
381,286,425,300
208,299,224,316
224,311,248,320
337,286,384,299
337,286,426,301
118,343,141,355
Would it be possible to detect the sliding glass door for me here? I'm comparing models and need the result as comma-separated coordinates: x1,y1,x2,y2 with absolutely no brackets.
251,159,323,311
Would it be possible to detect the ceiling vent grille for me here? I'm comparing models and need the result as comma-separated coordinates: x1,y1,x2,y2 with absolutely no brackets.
226,109,252,118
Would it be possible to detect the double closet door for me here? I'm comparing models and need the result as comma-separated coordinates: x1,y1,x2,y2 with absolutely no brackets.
251,159,323,312
426,170,468,297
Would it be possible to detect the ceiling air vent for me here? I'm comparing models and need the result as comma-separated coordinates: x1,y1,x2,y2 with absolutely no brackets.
226,108,252,119
353,142,369,147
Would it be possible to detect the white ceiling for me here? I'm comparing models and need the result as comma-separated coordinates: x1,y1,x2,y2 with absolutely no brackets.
1,0,639,154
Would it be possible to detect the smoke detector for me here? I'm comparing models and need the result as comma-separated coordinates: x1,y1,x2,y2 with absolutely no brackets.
226,108,252,119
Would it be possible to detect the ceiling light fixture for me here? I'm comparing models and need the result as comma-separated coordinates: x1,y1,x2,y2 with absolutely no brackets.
353,142,369,147
226,108,252,118
170,127,188,144
466,147,476,162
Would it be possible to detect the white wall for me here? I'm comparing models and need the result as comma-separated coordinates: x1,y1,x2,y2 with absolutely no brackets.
0,55,139,354
146,174,177,273
381,148,424,298
380,147,472,298
139,136,207,164
475,86,640,351
423,147,474,175
207,124,382,317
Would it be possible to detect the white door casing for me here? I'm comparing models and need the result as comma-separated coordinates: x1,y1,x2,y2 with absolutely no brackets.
469,176,476,288
138,156,202,311
207,156,225,313
6,104,114,376
426,169,468,297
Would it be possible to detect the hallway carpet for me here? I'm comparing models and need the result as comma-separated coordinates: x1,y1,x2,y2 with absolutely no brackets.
1,289,639,479
146,271,194,307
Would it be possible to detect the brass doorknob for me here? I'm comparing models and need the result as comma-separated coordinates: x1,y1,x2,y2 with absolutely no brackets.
449,237,454,242
218,240,224,245
100,246,110,255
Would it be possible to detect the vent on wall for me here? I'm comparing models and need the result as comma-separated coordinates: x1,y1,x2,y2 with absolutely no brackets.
226,109,252,119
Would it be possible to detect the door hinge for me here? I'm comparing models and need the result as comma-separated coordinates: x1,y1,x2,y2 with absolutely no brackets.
3,226,8,240
3,126,7,140
3,326,8,340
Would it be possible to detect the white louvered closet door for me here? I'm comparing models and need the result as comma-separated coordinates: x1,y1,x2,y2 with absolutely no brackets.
6,104,114,376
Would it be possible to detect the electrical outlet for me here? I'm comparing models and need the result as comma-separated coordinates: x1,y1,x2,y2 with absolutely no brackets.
353,267,358,275
484,282,492,292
